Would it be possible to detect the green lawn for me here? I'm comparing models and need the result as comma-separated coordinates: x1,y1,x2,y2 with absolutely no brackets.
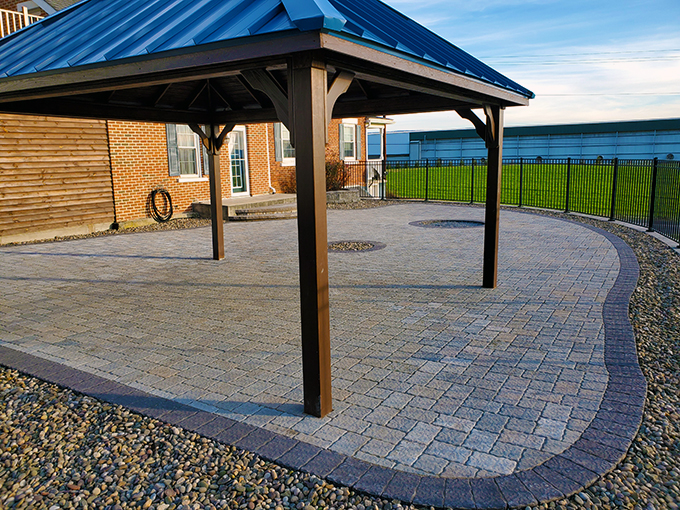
385,160,655,226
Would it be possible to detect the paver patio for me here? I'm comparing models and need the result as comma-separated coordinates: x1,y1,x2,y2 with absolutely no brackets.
0,203,644,508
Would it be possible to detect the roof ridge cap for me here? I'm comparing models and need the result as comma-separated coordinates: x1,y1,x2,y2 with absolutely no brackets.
280,0,346,32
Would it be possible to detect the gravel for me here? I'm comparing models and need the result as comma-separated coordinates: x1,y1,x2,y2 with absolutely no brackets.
0,201,679,510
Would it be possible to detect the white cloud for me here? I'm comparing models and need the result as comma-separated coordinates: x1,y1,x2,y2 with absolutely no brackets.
390,36,680,132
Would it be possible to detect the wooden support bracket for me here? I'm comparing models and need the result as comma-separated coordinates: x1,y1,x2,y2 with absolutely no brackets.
189,123,235,153
241,69,291,132
325,70,354,140
456,108,487,145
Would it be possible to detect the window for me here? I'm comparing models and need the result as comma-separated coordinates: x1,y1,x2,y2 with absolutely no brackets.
339,121,361,161
166,124,208,179
229,127,249,194
274,123,295,166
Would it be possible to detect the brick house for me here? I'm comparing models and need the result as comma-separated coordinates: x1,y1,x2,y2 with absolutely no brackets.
0,1,389,244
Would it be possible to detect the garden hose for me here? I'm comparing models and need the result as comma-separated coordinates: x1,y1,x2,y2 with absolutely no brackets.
149,188,173,222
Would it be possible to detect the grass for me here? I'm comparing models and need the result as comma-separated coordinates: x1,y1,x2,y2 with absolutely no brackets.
385,160,659,227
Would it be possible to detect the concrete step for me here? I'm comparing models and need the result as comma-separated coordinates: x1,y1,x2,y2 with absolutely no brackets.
230,203,297,221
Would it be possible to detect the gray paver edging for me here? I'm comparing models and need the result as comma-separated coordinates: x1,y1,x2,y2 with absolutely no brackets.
0,216,645,510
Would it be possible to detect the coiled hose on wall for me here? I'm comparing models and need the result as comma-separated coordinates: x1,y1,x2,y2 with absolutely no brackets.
149,188,173,222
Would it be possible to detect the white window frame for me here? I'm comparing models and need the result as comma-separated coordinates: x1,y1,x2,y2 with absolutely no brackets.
340,118,360,162
228,125,250,196
274,123,296,166
166,124,208,182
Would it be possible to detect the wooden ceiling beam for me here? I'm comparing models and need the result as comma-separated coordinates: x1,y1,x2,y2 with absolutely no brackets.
0,98,281,124
152,83,173,107
184,82,208,111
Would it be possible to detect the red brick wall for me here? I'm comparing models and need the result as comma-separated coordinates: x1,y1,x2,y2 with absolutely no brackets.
245,123,273,195
106,119,367,222
108,121,216,223
0,1,47,15
268,118,368,193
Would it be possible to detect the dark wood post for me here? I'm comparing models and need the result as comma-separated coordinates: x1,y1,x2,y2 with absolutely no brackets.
207,125,224,261
483,106,504,289
290,53,332,418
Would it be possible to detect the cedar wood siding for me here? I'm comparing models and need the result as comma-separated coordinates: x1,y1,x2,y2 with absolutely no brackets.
0,114,115,243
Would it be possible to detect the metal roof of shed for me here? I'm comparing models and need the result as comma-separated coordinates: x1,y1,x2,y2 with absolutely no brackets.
0,0,533,99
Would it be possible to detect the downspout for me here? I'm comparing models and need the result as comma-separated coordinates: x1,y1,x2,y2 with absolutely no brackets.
105,120,119,229
266,124,276,194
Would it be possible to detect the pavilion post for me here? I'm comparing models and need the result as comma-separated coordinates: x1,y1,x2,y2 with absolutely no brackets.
483,106,504,288
290,54,332,418
207,125,224,261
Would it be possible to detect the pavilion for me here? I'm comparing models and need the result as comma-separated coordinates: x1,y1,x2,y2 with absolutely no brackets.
0,0,533,416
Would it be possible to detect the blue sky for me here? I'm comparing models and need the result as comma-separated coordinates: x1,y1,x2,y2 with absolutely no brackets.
383,0,680,131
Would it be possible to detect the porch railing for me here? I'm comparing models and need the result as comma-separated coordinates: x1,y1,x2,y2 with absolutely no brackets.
1,7,43,38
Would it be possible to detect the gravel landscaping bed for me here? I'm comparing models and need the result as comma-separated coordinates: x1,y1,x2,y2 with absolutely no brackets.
0,201,678,510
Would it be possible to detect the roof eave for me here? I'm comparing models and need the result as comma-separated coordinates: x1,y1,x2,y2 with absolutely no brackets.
319,33,531,107
0,30,321,102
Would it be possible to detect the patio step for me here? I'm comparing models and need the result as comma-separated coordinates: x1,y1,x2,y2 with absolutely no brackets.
230,202,297,221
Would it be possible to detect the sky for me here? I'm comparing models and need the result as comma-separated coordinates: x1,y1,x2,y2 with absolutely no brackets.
382,0,680,132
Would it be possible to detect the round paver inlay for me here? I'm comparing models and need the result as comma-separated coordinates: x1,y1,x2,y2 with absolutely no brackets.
410,219,484,228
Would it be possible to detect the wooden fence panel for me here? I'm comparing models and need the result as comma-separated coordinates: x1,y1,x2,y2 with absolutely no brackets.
0,114,114,241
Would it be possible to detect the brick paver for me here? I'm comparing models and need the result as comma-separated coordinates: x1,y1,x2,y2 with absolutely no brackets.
0,203,644,508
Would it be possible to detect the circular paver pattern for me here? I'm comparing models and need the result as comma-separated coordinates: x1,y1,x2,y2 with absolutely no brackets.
409,219,485,228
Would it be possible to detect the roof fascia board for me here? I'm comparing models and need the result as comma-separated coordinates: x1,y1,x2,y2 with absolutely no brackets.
320,33,530,107
0,31,320,102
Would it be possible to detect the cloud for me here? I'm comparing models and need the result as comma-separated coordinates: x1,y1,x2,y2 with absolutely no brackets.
391,36,680,131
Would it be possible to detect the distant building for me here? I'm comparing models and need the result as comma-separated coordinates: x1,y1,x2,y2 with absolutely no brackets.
387,118,680,161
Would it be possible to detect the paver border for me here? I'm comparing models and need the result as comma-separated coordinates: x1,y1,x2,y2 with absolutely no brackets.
0,213,645,509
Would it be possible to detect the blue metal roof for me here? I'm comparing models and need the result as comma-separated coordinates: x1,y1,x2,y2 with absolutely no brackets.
0,0,533,99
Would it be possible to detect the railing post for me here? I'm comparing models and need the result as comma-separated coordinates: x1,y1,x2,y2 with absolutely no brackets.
565,157,572,213
22,6,29,27
381,159,386,200
518,157,524,207
609,157,619,221
470,158,475,204
647,157,659,232
424,158,429,201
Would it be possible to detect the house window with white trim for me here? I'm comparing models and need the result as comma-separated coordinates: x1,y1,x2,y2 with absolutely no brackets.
339,120,361,161
166,124,208,180
274,123,295,166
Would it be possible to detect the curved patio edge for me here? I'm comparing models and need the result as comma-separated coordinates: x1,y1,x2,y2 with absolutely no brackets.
0,220,646,510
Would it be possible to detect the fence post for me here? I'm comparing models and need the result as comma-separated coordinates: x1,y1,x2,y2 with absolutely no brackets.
470,158,475,204
647,157,659,232
381,159,386,200
609,158,619,221
518,157,523,207
424,159,429,201
565,157,571,213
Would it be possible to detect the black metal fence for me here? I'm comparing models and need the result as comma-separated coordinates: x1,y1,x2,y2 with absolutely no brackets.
344,157,680,245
